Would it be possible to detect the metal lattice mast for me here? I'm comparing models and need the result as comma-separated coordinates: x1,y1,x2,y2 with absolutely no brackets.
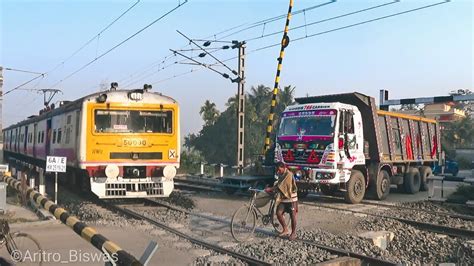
237,44,246,174
263,0,294,156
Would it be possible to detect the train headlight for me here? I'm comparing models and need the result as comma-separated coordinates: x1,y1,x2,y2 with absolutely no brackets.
163,165,176,180
105,165,119,179
96,94,107,103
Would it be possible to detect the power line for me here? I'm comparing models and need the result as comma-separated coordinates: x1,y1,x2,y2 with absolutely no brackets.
4,74,45,96
245,0,400,42
170,49,233,81
147,0,450,86
46,0,142,74
177,30,238,76
48,0,188,90
252,0,450,52
3,67,44,75
209,0,337,41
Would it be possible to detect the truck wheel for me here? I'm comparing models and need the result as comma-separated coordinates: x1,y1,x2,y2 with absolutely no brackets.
419,166,432,191
369,170,391,200
320,185,337,196
404,167,421,194
344,170,366,204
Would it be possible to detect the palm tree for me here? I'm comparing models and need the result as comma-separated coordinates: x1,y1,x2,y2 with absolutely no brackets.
199,100,220,126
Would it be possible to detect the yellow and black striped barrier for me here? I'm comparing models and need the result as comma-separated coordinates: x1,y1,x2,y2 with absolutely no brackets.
263,0,294,155
2,173,142,266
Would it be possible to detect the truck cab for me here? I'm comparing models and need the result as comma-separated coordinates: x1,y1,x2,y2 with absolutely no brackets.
276,92,440,203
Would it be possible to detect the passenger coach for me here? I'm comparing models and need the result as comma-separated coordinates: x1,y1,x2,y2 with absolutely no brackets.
3,84,180,198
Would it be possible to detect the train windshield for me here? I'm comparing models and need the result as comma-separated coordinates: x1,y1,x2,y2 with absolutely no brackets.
94,110,173,133
278,110,337,137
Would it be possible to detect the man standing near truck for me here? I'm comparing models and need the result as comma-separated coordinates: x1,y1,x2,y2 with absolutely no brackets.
266,162,298,240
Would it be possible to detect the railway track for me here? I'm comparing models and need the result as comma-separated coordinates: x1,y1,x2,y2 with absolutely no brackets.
175,176,474,238
301,201,474,238
106,201,270,266
143,199,396,265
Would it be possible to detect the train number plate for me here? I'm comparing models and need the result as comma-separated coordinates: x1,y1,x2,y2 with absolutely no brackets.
123,138,147,147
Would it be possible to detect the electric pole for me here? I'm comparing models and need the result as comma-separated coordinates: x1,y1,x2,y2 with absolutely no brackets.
0,66,3,162
236,43,246,175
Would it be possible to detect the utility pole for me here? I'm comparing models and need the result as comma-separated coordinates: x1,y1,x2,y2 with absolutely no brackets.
236,43,246,175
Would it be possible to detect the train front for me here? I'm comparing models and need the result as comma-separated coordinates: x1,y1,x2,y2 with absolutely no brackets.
81,88,180,198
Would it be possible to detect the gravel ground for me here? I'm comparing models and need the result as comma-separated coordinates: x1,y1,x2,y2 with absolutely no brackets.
397,200,474,216
233,236,337,264
380,208,474,230
358,217,473,264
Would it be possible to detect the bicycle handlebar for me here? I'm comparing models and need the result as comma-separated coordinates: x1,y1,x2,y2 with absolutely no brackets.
248,187,265,193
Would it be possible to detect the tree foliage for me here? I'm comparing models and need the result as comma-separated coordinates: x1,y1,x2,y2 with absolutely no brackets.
186,85,295,165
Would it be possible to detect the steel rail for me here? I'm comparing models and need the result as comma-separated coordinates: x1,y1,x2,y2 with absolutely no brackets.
106,203,270,266
145,199,397,265
308,194,474,221
303,202,474,238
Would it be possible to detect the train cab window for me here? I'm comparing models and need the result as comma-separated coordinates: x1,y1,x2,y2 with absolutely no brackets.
94,110,173,134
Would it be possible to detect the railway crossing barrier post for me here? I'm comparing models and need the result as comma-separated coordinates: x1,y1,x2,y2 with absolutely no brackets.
1,173,145,265
39,168,45,195
219,164,224,178
200,162,205,176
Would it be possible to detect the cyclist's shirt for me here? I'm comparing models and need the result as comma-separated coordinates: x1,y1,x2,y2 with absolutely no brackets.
276,169,298,203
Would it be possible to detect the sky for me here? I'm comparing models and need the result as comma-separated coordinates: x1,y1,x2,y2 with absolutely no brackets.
1,0,473,137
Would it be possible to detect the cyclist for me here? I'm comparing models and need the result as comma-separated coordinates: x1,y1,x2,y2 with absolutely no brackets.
265,161,298,240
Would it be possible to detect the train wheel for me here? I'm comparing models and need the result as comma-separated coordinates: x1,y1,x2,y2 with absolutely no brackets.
404,167,421,194
344,170,365,204
419,166,432,192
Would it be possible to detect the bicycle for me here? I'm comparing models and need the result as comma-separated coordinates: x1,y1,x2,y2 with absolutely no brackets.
0,219,42,265
230,188,291,242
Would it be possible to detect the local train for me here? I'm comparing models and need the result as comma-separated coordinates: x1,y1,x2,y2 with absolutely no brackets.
3,84,180,198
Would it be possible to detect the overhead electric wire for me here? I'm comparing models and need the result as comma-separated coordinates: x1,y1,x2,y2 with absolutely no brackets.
208,0,337,41
4,74,45,96
47,0,188,90
3,67,44,75
4,0,141,96
177,30,238,75
148,0,450,86
46,0,142,74
252,0,450,52
170,49,231,79
245,0,400,42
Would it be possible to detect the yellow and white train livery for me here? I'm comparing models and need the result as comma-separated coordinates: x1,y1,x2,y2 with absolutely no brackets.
3,87,180,198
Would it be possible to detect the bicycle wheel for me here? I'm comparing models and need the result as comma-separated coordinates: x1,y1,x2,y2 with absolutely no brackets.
6,232,42,265
231,205,257,242
271,204,292,234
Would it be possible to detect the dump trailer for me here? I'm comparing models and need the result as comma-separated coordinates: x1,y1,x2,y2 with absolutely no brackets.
275,92,441,203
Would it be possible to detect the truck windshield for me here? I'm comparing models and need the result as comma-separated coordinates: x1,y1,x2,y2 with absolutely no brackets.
94,110,173,133
278,110,336,136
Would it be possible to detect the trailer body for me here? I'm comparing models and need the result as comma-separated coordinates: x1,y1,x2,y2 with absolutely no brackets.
275,92,441,203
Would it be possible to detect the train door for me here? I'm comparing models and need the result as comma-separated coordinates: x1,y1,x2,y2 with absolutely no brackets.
23,126,28,154
46,119,52,156
33,123,38,157
14,128,18,152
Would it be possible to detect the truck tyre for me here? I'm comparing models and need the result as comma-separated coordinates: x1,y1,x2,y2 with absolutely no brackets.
344,170,366,204
320,185,337,196
369,170,391,200
404,167,421,194
419,166,432,192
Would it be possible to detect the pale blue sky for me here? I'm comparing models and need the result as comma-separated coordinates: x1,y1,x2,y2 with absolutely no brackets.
1,0,473,136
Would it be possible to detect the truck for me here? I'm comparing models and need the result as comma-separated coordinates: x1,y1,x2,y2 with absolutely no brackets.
275,92,441,203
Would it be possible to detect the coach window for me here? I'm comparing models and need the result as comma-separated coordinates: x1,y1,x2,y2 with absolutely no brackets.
57,128,62,143
41,131,45,143
53,130,57,144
